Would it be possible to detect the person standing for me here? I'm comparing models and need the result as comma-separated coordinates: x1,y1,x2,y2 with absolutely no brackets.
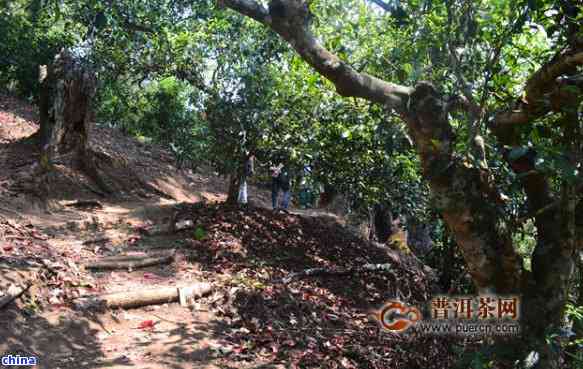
277,165,291,210
270,163,283,209
238,152,255,205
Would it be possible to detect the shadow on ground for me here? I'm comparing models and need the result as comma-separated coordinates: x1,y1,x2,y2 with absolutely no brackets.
156,202,458,369
0,307,106,369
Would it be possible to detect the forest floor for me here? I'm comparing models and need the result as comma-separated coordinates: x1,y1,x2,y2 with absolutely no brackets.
0,94,459,369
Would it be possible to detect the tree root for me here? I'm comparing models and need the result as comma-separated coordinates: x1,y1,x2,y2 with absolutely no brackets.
79,149,114,195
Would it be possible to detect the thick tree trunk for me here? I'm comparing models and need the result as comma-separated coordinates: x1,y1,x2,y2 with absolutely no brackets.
372,202,393,243
39,50,96,168
38,49,111,195
407,217,434,257
220,1,583,363
405,83,522,294
226,156,248,205
318,183,337,208
493,103,581,361
226,173,241,204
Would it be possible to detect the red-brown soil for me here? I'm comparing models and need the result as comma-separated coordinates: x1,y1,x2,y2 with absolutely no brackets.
0,93,457,369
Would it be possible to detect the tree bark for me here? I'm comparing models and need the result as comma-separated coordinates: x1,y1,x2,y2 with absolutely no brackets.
39,50,96,166
373,202,393,243
84,254,174,271
226,173,240,204
492,87,582,353
404,83,522,293
38,49,111,195
318,183,337,208
227,154,250,204
74,283,212,310
219,0,583,361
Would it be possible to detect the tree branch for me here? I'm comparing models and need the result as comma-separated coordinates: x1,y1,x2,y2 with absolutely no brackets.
220,0,523,294
279,263,394,284
525,51,583,106
517,183,583,226
217,0,271,24
493,51,583,128
220,0,413,110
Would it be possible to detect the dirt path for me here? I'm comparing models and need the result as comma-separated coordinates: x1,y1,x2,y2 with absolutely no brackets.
1,187,290,369
1,194,334,369
2,198,218,368
0,94,453,369
0,94,275,369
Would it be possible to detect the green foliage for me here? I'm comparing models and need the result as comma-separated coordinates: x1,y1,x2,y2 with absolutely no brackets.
0,2,76,98
566,303,583,325
194,226,207,241
97,76,208,168
307,103,428,217
3,2,583,368
453,345,495,369
6,2,583,347
140,77,192,142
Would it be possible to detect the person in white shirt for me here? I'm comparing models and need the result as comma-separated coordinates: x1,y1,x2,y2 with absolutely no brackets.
237,152,255,205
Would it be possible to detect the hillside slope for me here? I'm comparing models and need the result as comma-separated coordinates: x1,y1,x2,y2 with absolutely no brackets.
0,94,454,369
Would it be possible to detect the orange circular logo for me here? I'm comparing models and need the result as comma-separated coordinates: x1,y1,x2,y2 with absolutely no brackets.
377,301,422,332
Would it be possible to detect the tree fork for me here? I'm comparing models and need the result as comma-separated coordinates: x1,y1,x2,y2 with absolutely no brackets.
220,0,524,294
219,1,581,362
405,82,522,294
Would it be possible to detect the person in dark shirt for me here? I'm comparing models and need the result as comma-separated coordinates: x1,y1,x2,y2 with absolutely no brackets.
277,166,291,210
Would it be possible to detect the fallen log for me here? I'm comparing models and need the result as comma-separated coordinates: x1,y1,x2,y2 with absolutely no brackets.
280,263,393,284
74,283,212,310
0,282,32,310
84,253,174,271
